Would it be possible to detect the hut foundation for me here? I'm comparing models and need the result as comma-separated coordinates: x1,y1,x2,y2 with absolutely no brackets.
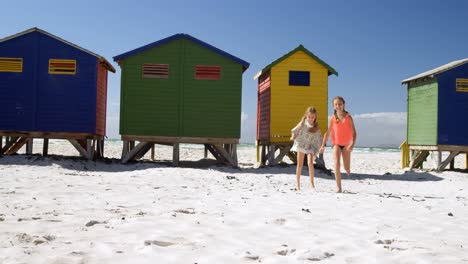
409,145,468,171
0,131,104,160
120,135,239,167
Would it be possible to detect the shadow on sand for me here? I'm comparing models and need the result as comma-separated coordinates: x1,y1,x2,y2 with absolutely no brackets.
0,154,460,182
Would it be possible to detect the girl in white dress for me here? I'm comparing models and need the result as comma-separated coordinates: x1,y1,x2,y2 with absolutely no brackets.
291,106,323,190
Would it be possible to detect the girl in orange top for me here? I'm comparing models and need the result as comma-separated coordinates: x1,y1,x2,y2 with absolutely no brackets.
319,96,357,193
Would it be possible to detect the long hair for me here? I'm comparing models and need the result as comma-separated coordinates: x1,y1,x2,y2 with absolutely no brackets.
333,96,348,121
301,106,319,133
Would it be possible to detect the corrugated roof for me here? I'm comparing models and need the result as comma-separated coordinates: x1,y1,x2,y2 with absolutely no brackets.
0,27,116,73
253,45,338,80
401,58,468,84
113,33,250,71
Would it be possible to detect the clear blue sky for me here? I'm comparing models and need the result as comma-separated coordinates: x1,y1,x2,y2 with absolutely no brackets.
2,0,468,141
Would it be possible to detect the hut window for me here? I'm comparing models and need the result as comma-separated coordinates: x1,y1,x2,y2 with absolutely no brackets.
456,78,468,92
195,65,221,80
49,59,76,75
142,63,169,78
289,71,310,86
0,57,23,72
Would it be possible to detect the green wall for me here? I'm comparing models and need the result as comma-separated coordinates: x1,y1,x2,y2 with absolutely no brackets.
119,38,242,138
407,79,438,145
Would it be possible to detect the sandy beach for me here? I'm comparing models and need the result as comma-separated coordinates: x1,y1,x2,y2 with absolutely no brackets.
0,140,467,264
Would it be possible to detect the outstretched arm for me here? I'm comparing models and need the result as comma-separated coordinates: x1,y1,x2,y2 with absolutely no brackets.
319,117,333,153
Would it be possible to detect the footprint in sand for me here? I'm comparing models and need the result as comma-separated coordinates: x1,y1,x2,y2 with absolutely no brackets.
274,218,286,225
244,251,261,261
144,240,176,247
174,208,196,214
299,250,335,261
375,239,407,251
276,245,296,256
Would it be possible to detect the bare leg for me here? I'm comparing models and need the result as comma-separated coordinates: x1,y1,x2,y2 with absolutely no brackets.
342,148,352,176
307,153,315,189
333,146,342,193
296,152,305,190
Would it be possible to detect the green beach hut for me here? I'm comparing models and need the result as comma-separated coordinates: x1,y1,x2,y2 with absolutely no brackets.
113,34,249,166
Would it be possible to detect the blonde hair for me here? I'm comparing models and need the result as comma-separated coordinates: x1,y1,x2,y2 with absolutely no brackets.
333,96,348,121
301,106,319,133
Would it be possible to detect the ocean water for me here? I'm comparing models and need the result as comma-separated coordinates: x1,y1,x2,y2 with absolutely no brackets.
103,139,400,153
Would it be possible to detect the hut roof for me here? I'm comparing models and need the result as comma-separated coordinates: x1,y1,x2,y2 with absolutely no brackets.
113,33,250,72
253,45,338,80
0,27,116,73
401,58,468,84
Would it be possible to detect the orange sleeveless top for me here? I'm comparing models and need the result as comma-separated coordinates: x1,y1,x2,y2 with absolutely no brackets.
330,114,353,146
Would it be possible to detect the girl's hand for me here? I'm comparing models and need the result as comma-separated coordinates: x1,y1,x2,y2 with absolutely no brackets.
346,144,354,152
319,146,325,154
290,133,296,140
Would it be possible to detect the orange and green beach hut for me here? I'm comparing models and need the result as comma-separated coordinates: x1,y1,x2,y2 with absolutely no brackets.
253,45,338,165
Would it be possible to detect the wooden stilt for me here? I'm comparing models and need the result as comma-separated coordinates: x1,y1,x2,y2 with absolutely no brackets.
134,143,153,160
410,150,429,169
204,144,208,158
151,144,155,161
315,153,327,170
173,143,179,166
26,138,33,154
69,139,89,158
256,141,260,162
213,144,237,167
97,140,104,158
437,151,459,171
5,137,28,155
0,136,3,151
43,138,49,156
437,151,442,169
203,144,237,167
122,142,152,163
1,137,17,154
122,141,129,159
274,145,292,164
268,145,275,165
129,141,135,151
86,139,95,160
260,145,266,166
231,144,238,166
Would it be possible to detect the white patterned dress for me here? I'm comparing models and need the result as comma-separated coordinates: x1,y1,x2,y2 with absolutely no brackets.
291,121,323,154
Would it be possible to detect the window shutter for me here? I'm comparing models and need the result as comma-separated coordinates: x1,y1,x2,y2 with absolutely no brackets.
289,71,310,86
143,63,169,78
0,57,23,72
456,78,468,92
49,59,76,75
195,65,221,80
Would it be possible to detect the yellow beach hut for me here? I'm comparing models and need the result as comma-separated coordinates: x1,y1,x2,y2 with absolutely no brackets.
253,45,338,166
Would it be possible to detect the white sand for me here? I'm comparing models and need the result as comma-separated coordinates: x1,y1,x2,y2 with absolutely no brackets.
0,140,467,264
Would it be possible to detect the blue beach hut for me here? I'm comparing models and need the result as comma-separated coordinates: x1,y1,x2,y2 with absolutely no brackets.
0,27,115,159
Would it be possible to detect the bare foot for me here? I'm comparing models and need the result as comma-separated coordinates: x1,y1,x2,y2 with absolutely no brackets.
310,182,315,189
336,188,342,193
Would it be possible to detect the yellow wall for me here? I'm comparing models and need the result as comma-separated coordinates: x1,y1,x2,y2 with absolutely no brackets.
270,51,329,143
